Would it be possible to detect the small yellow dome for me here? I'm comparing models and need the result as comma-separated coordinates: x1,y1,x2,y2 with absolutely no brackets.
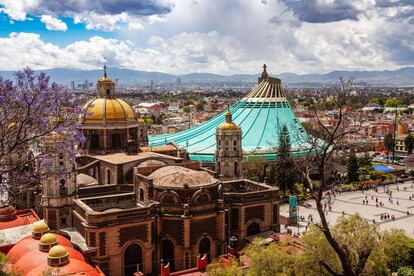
32,220,49,234
218,122,238,130
218,110,239,131
39,233,58,246
99,76,113,83
81,98,137,124
48,245,69,259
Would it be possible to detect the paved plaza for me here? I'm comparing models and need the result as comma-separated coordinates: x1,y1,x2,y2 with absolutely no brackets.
280,181,414,237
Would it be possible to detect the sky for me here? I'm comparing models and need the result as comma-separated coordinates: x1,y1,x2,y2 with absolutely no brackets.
0,0,413,75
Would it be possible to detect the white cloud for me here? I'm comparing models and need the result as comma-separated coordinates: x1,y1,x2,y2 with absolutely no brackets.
0,0,413,74
0,0,40,20
40,15,67,31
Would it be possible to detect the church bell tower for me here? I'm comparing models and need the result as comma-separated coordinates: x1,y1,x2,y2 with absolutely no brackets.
97,65,115,98
215,111,243,180
41,130,76,230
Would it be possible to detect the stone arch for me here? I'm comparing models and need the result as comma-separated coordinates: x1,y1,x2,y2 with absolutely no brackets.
158,190,181,205
198,237,211,262
123,242,143,276
161,238,176,272
246,221,261,236
191,189,211,204
195,234,213,262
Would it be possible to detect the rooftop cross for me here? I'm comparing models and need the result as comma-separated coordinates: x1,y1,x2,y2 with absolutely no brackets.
103,65,108,78
263,64,267,72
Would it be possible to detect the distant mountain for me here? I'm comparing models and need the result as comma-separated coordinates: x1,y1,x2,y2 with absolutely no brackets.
1,67,413,87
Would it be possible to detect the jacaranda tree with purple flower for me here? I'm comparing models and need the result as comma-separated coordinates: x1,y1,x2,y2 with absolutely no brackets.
0,68,85,209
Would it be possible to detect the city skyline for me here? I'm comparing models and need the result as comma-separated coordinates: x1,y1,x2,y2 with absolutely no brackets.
0,0,413,75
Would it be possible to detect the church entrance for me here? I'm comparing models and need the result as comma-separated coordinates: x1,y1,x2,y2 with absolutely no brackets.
161,239,175,272
112,133,122,149
90,134,100,149
198,237,211,262
124,244,143,276
247,222,260,236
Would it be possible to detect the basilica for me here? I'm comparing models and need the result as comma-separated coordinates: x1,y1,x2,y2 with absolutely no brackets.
3,67,280,276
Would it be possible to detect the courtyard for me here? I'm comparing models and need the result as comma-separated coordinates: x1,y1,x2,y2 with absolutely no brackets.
280,181,414,237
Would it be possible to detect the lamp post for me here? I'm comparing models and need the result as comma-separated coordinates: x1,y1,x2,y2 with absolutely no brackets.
297,206,300,234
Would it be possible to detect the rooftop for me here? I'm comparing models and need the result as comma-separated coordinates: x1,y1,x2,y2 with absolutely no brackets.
149,166,217,188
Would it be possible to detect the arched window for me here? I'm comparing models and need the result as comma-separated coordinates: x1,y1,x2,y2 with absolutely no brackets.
247,222,260,236
199,237,211,262
124,244,143,276
161,239,175,272
59,179,66,195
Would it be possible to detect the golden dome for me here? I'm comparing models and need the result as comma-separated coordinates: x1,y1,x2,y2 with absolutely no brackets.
39,233,58,246
81,98,137,124
48,245,69,259
32,220,49,234
218,111,238,131
218,122,238,130
99,76,113,83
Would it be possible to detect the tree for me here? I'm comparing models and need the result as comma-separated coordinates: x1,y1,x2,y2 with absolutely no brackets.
385,98,401,108
233,215,414,276
384,133,394,163
206,259,243,276
242,157,267,182
196,102,205,112
293,78,373,276
243,238,297,276
347,150,359,183
183,106,191,113
298,215,414,275
405,134,414,154
0,68,84,209
275,125,295,193
144,117,154,125
0,252,22,275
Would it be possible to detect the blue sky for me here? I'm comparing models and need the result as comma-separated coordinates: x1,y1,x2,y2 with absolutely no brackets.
0,0,413,75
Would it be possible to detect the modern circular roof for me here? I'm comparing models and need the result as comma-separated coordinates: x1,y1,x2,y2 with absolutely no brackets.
149,71,313,162
149,166,217,188
81,98,137,125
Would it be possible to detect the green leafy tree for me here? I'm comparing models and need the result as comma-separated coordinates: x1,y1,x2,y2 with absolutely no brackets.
384,133,395,163
206,259,243,276
398,266,414,276
0,252,22,275
299,215,414,275
369,97,384,106
385,98,401,108
405,134,414,154
243,238,297,276
242,157,267,182
275,125,295,193
347,150,359,183
144,117,154,125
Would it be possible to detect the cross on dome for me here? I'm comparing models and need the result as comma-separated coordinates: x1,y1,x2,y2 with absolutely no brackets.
103,65,108,78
